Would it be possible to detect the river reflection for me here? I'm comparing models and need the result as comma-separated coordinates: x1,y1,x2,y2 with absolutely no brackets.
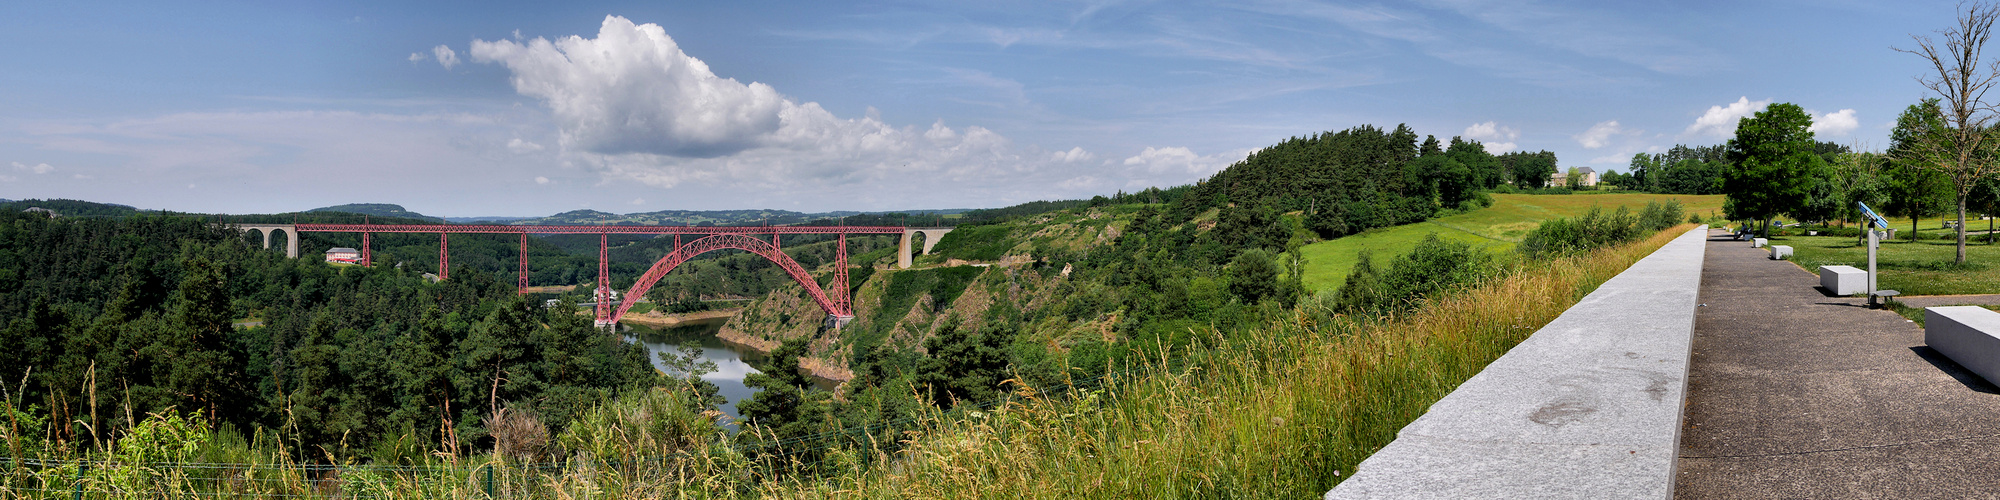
620,317,764,424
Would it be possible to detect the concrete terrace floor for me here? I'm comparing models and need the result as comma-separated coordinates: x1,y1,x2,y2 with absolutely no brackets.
1677,228,2000,498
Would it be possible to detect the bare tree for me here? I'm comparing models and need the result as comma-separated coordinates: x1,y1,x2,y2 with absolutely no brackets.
1896,1,2000,265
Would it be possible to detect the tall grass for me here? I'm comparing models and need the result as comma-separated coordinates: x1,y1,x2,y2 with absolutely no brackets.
1,226,1694,499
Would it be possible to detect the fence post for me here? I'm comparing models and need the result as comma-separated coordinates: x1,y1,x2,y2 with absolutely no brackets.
485,464,494,498
72,462,87,500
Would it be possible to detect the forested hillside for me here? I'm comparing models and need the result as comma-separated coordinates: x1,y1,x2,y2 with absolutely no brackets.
1172,126,1560,240
0,210,659,456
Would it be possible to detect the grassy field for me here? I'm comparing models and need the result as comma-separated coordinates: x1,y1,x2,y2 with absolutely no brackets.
1782,233,2000,296
1839,212,1997,239
1299,192,1725,292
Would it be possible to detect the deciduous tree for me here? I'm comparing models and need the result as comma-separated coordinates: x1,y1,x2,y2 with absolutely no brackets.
1888,100,1961,240
1896,1,2000,263
1724,102,1826,237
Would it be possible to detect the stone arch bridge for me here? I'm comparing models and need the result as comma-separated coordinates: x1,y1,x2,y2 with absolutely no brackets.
898,227,954,269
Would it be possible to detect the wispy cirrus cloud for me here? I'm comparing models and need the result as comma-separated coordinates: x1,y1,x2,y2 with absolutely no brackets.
10,108,558,212
1574,120,1624,149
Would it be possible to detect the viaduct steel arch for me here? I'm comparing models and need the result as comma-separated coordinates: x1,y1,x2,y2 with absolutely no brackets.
274,223,909,327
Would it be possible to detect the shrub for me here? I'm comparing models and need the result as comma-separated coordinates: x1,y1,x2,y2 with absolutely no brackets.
1518,206,1642,258
485,407,551,463
1334,234,1493,315
1637,200,1684,232
1227,249,1281,303
1331,251,1383,314
1379,234,1495,310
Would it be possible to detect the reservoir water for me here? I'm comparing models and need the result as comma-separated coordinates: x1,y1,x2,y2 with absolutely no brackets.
620,317,765,423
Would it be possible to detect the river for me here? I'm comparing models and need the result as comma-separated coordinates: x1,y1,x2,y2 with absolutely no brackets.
620,317,766,423
621,316,843,425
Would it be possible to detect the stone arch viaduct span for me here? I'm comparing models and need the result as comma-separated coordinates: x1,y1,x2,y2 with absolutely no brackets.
238,224,300,258
232,223,932,327
898,228,953,269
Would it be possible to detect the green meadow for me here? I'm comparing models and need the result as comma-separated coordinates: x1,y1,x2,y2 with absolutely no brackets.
1784,232,2000,296
1299,192,1726,291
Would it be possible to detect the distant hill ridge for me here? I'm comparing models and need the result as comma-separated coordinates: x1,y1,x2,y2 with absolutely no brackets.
0,199,144,217
461,207,973,226
308,203,444,222
0,198,972,224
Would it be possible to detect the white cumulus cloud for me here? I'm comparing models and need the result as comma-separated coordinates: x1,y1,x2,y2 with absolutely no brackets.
1683,97,1771,139
1810,109,1859,137
408,52,426,63
534,176,551,185
1573,121,1623,149
470,16,785,158
432,45,459,70
1462,121,1519,153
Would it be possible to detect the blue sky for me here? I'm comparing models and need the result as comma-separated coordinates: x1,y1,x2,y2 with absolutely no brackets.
0,1,1966,216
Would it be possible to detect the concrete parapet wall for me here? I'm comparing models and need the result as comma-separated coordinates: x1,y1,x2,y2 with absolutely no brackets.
1326,226,1708,500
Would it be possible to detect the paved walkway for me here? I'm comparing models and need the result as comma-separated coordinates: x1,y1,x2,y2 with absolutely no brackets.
1677,229,2000,498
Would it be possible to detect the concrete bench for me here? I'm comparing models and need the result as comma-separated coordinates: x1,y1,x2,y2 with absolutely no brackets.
1752,237,1767,248
1769,245,1792,260
1819,265,1864,295
1926,306,2000,386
